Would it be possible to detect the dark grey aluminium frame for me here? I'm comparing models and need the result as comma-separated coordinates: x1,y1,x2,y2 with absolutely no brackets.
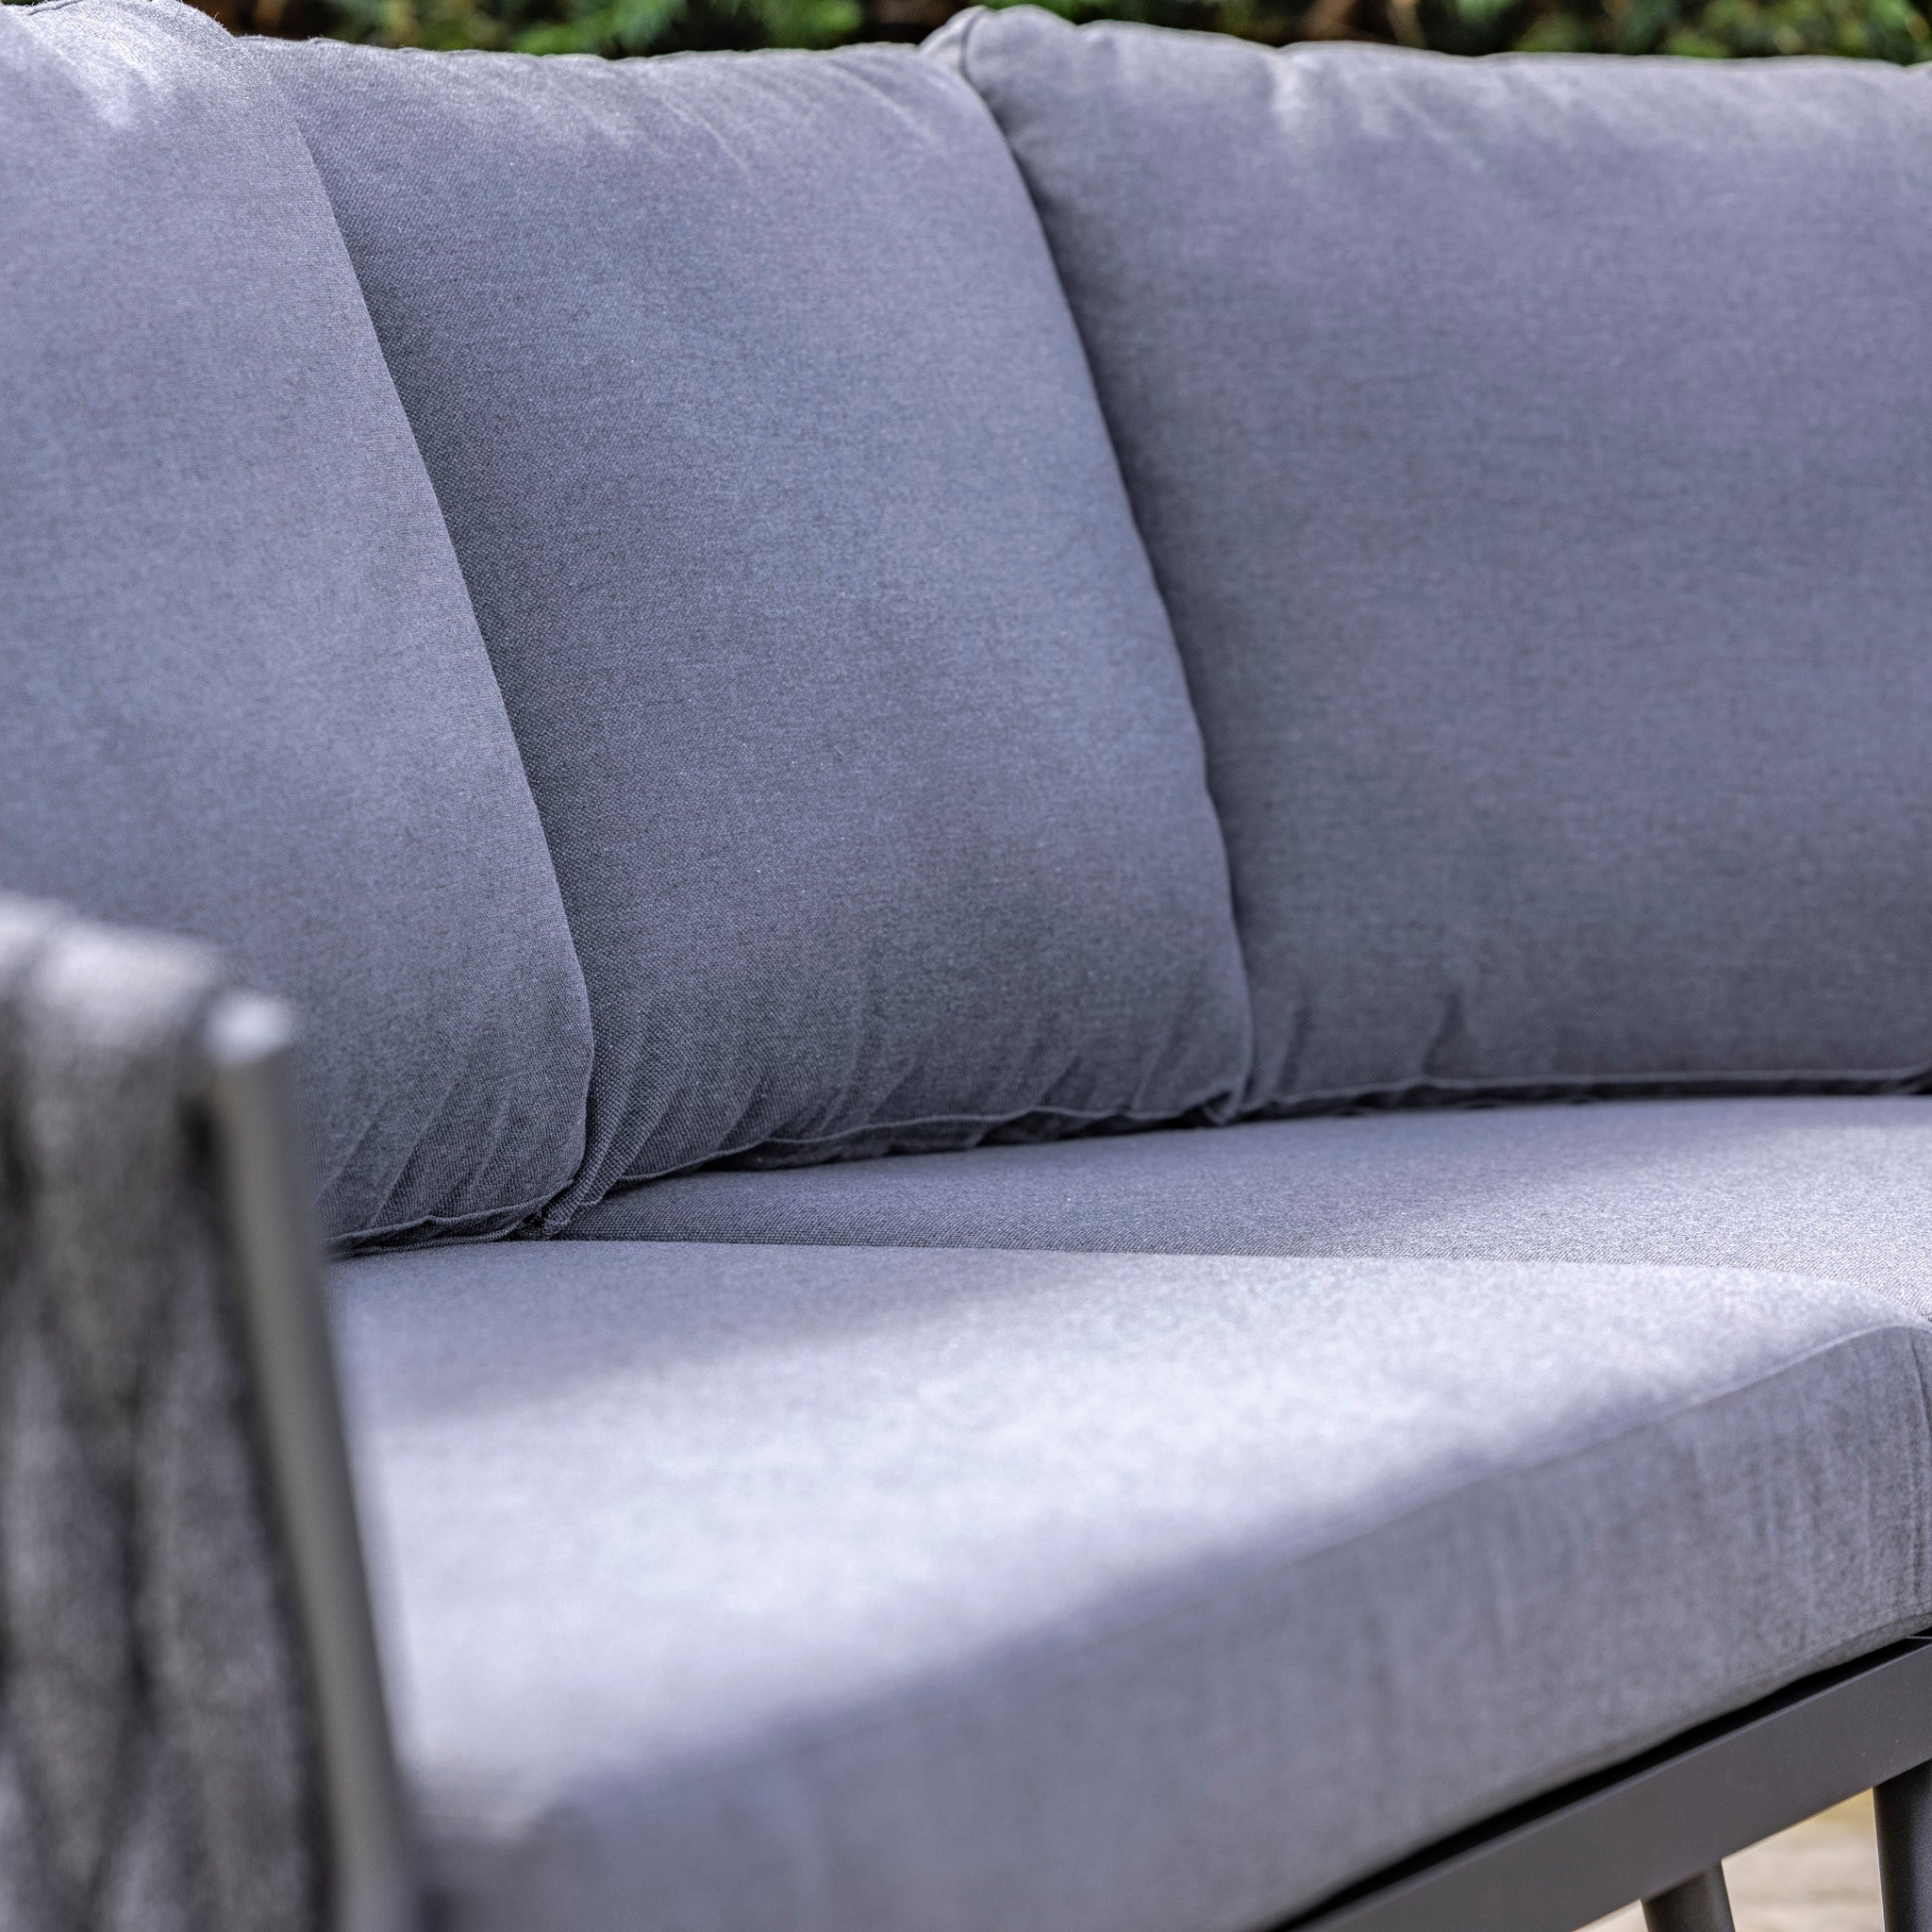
1281,1636,1932,1932
201,992,419,1932
196,991,1932,1932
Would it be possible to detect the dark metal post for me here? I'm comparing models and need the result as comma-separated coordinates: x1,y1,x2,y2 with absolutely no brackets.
203,995,417,1932
1879,1762,1932,1930
1641,1867,1735,1932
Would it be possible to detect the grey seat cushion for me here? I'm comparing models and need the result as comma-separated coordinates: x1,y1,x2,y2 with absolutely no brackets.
934,11,1932,1115
253,39,1251,1222
0,0,591,1247
576,1095,1932,1317
334,1239,1932,1932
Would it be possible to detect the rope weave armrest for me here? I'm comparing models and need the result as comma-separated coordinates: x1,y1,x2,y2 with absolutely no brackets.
0,899,321,1932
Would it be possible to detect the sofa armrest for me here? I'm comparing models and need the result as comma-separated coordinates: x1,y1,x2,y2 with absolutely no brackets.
0,902,413,1932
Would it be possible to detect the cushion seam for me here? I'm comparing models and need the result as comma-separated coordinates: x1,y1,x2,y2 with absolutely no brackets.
591,1091,1246,1202
1248,1061,1932,1117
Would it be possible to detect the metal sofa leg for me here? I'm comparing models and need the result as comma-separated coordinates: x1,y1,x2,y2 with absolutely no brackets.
1879,1762,1932,1930
1641,1867,1735,1932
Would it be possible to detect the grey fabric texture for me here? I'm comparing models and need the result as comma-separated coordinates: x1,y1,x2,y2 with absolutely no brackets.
0,897,319,1932
335,1237,1932,1932
252,37,1251,1220
578,1096,1932,1317
935,11,1932,1115
0,0,591,1248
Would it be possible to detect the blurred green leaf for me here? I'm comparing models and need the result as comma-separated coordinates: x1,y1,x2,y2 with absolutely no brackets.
16,0,1930,110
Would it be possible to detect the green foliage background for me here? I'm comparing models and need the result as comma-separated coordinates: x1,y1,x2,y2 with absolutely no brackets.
21,0,1930,90
261,0,1932,60
219,0,1932,58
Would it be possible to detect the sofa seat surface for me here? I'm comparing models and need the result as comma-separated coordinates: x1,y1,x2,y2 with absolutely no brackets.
575,1096,1932,1319
333,1239,1932,1932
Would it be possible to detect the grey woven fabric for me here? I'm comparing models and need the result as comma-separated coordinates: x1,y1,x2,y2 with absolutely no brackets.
935,12,1932,1116
334,1238,1932,1932
576,1095,1932,1317
1,0,592,1249
0,899,320,1932
252,37,1251,1219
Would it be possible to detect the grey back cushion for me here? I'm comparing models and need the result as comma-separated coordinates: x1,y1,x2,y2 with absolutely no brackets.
937,10,1932,1113
251,39,1250,1220
1,0,592,1246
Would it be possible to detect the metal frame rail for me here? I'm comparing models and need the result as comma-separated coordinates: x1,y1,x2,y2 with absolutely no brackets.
1283,1635,1932,1932
203,994,417,1932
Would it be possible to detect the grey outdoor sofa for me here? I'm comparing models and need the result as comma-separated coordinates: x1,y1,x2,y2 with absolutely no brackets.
8,3,1932,1929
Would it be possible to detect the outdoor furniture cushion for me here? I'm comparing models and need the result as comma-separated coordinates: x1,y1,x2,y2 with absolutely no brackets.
333,1238,1932,1932
253,39,1251,1223
0,0,591,1248
575,1096,1932,1317
935,10,1932,1117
